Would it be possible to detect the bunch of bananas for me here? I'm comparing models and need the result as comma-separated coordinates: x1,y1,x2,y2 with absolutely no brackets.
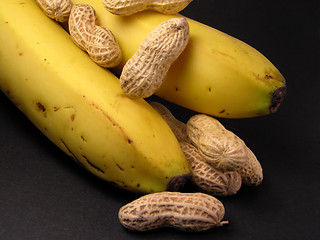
0,0,286,194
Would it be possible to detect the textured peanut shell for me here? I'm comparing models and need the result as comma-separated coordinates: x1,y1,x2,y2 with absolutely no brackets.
187,114,248,171
36,0,72,22
238,147,263,186
118,191,226,232
103,0,193,16
150,102,190,142
120,18,189,99
68,4,122,68
180,142,242,196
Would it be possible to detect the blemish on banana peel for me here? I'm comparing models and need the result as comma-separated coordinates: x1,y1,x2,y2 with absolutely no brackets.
36,102,45,111
211,49,235,60
81,135,87,142
264,73,273,79
219,109,230,116
89,102,132,144
82,155,105,173
114,160,124,171
70,113,75,121
36,102,47,117
253,69,285,84
60,139,82,166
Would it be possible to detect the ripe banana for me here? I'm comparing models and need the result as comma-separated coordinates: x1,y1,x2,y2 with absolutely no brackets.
72,0,286,118
0,0,191,194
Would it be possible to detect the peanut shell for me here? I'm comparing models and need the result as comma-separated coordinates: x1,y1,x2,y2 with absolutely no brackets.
238,147,263,186
180,142,242,196
187,114,248,171
36,0,72,22
120,18,189,99
118,191,227,232
103,0,193,16
68,4,122,68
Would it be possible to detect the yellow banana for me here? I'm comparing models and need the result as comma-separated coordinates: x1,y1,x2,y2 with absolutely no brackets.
72,0,286,118
0,0,190,194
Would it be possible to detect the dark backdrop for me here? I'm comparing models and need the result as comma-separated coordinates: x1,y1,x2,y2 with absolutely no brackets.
1,1,319,239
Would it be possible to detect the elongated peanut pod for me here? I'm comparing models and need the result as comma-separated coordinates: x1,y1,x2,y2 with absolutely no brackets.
118,192,227,232
68,4,122,68
36,0,72,22
150,102,190,142
103,0,193,16
120,17,189,99
180,142,242,196
187,114,248,171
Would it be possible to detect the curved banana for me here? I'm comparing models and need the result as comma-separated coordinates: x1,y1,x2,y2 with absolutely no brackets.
73,0,286,118
0,0,190,194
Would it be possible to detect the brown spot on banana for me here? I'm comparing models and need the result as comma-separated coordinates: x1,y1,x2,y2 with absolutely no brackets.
82,155,105,173
114,160,124,171
60,139,83,166
89,102,132,145
36,102,46,112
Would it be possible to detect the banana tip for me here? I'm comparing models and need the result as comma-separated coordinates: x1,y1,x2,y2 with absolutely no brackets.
166,174,191,191
270,85,287,114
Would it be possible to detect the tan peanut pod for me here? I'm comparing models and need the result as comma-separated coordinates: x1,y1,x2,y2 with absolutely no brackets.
150,102,190,142
103,0,193,16
180,142,242,196
36,0,72,22
238,147,263,186
120,17,189,99
187,114,248,171
118,191,227,232
68,4,122,68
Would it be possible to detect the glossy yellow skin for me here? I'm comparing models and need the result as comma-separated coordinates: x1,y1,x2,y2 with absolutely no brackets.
0,0,190,194
73,0,286,118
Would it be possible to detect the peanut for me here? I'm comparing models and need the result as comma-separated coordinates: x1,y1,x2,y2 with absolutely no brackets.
36,0,72,22
150,102,190,142
68,4,122,68
120,17,189,99
238,147,263,186
103,0,193,16
118,191,227,232
187,114,248,171
180,142,242,196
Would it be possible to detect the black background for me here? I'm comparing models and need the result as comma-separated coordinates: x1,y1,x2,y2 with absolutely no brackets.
1,0,320,239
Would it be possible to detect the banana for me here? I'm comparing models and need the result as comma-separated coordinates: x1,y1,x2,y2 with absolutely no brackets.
72,0,286,118
0,0,191,194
